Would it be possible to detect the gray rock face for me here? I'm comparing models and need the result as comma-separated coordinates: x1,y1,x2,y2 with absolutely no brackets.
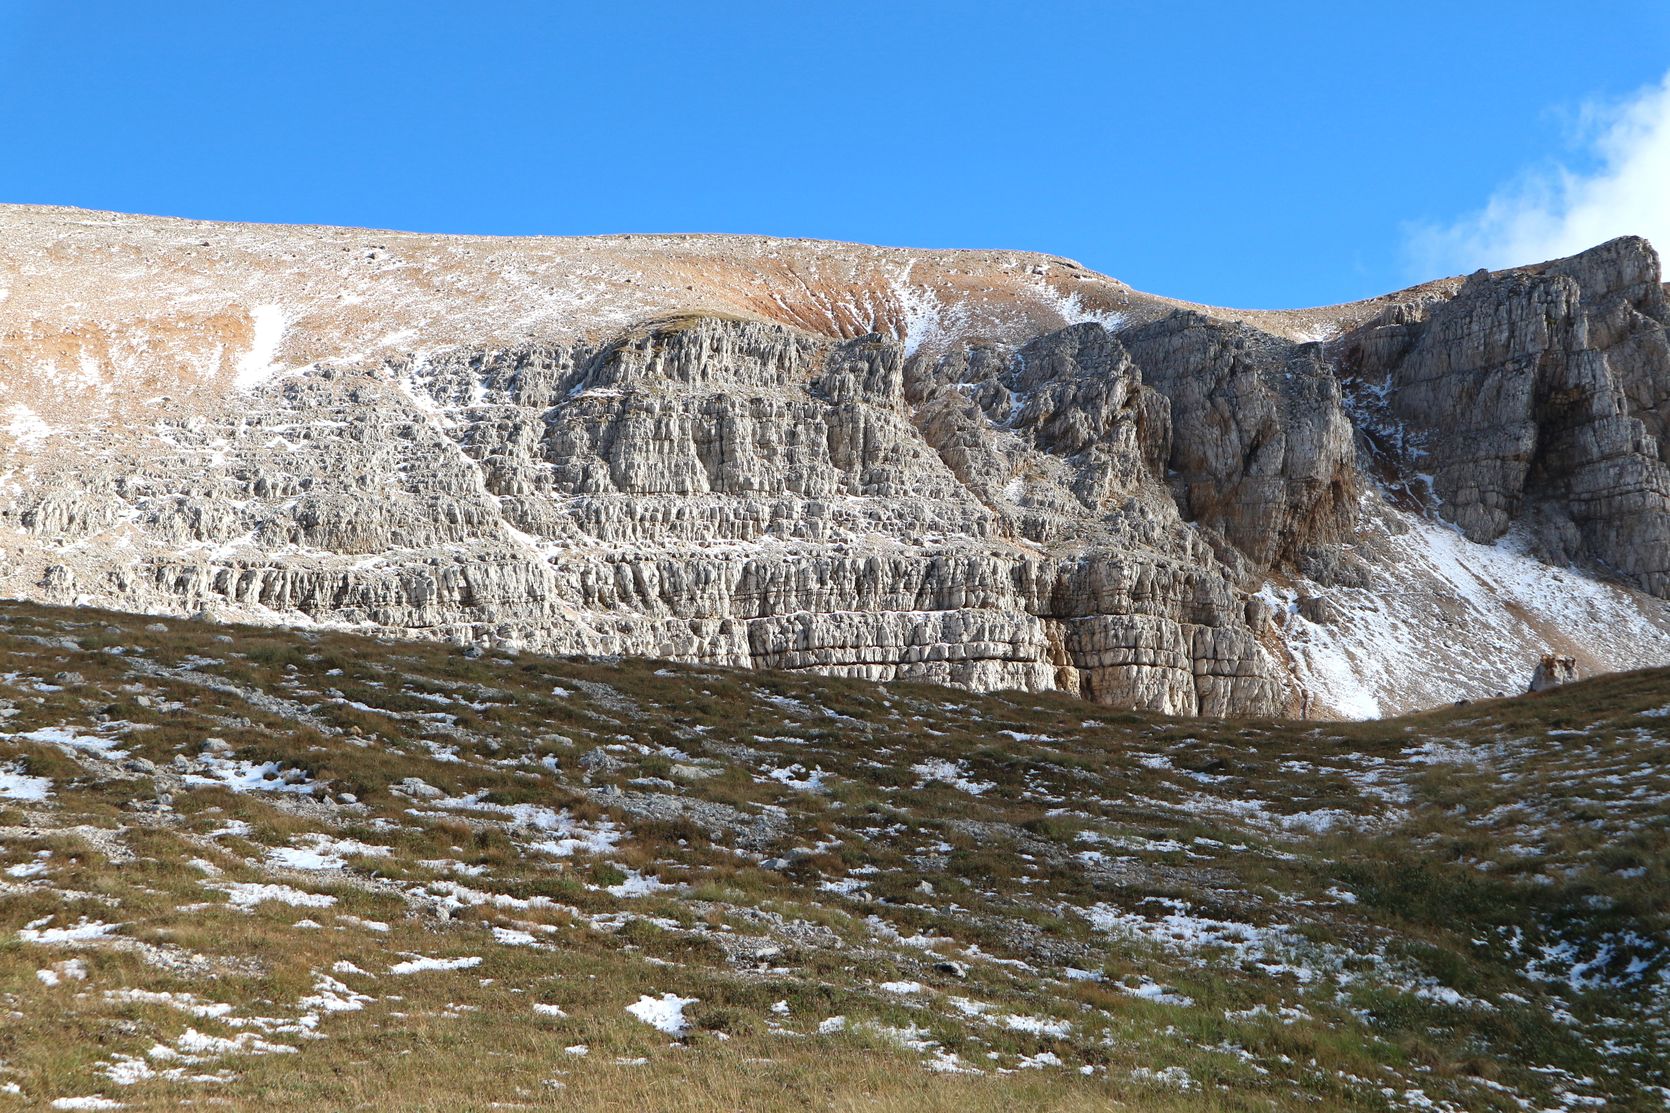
1121,312,1358,567
5,314,1293,715
1338,236,1670,595
3,210,1669,717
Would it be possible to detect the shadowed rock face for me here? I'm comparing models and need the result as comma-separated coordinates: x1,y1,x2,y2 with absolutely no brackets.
1120,312,1358,568
3,211,1669,717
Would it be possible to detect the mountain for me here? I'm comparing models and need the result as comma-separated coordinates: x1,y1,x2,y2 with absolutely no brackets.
0,599,1664,1110
3,206,1670,717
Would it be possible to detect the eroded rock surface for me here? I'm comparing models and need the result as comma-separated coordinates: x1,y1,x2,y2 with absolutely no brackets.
2,206,1669,716
1338,236,1670,595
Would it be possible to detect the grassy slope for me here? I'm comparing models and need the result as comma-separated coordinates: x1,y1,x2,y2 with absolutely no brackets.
0,600,1665,1111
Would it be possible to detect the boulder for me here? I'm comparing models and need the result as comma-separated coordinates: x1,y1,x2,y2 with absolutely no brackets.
1529,654,1578,693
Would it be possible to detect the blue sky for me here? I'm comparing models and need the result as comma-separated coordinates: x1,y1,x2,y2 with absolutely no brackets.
2,1,1667,307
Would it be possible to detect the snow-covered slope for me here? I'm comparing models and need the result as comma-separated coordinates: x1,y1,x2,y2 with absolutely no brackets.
1263,509,1670,718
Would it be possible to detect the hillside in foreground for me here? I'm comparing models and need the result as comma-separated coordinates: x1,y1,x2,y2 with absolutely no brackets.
0,599,1666,1110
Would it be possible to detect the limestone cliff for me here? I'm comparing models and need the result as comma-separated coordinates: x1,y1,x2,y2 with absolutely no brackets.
2,206,1668,716
1337,236,1670,595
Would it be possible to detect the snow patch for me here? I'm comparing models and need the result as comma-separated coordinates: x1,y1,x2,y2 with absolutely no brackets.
0,762,51,801
626,992,697,1037
20,917,120,945
1265,508,1670,719
51,1098,125,1110
5,403,54,447
185,748,316,795
215,883,336,910
603,869,670,898
389,955,482,975
234,305,287,391
912,757,994,795
15,726,127,759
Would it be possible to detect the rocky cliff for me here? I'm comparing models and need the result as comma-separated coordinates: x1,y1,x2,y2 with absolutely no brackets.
2,205,1669,716
1337,237,1670,594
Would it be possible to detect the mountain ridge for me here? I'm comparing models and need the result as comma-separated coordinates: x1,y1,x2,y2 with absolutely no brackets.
3,206,1669,717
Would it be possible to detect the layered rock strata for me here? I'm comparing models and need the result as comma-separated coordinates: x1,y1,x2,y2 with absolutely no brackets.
2,205,1669,716
1336,236,1670,595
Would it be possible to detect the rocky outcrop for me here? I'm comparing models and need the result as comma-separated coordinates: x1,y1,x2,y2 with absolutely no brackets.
1121,312,1358,567
0,313,1296,716
1529,654,1579,692
2,207,1669,717
1337,236,1670,596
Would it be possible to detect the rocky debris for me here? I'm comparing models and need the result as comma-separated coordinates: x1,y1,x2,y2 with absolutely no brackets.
578,748,624,776
0,821,135,864
1529,654,1579,692
1,209,1668,716
1295,594,1336,624
124,658,341,736
587,788,790,852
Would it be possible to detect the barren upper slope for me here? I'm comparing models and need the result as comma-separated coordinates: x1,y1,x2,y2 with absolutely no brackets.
0,204,1446,408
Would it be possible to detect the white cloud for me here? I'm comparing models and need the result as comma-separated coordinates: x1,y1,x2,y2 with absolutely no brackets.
1408,70,1670,275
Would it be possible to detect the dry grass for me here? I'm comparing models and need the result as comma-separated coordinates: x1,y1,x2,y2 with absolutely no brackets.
0,600,1665,1110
